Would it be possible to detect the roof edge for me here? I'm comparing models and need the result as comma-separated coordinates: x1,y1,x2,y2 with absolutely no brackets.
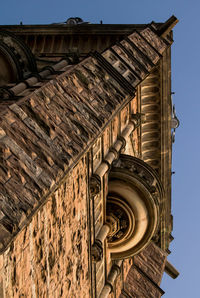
157,15,179,37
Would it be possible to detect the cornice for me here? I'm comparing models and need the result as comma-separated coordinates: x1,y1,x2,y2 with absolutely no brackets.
139,47,173,251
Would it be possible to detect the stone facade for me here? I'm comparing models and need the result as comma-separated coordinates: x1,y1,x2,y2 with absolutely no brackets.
0,16,179,297
0,158,90,297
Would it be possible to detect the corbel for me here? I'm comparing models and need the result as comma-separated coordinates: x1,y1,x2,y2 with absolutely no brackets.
89,174,101,196
91,239,103,262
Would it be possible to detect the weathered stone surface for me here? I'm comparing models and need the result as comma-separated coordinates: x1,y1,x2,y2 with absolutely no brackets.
140,28,166,53
120,39,152,72
0,24,170,252
0,55,129,252
1,157,90,297
0,18,176,298
124,265,162,298
134,242,167,285
115,243,166,298
106,244,166,298
129,31,160,64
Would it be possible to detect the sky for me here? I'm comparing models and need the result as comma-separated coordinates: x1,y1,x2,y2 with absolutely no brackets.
0,0,199,297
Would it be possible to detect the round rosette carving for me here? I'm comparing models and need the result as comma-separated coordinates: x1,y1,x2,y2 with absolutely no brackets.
106,154,164,260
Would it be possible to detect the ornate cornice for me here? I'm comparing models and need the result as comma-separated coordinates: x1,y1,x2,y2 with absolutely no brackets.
140,66,161,170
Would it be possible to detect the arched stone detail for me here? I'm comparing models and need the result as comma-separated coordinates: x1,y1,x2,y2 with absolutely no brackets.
0,30,37,85
106,154,164,260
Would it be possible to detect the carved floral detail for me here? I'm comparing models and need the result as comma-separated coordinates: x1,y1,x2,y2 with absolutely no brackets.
112,154,163,202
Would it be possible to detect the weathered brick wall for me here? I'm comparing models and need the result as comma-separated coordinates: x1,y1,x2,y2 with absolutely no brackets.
0,157,90,297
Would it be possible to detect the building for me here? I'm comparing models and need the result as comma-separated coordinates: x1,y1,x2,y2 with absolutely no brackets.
0,16,179,297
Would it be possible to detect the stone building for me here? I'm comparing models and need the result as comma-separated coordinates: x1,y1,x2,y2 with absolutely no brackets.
0,16,179,297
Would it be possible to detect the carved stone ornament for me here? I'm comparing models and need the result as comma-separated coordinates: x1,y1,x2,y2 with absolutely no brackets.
106,196,134,244
89,174,101,196
106,154,164,260
130,112,145,128
91,240,103,262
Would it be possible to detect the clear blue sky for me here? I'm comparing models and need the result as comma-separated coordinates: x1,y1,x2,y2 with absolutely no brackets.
1,1,199,297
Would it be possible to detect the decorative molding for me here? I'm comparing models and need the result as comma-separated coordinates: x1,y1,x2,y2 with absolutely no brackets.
112,154,164,202
112,262,122,275
107,154,164,260
106,196,134,244
140,66,161,171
